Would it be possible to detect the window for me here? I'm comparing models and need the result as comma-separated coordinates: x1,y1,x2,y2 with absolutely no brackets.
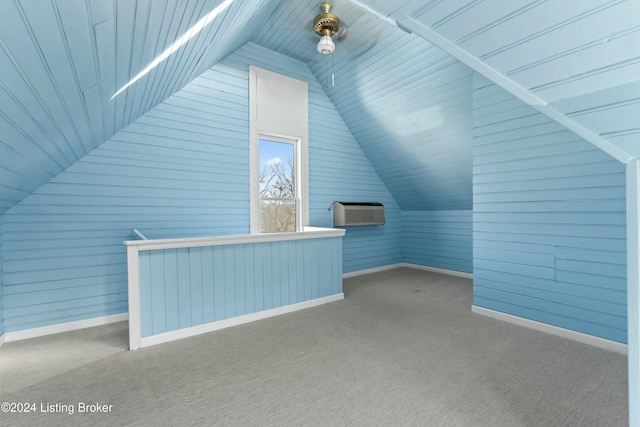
258,137,299,233
249,66,308,234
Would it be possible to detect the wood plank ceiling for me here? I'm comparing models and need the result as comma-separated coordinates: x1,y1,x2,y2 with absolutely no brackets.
367,0,640,160
0,0,275,213
0,0,637,214
253,0,474,210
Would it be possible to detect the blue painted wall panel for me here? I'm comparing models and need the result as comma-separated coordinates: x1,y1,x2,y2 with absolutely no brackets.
0,42,400,332
472,74,627,343
402,210,473,274
231,43,403,274
211,246,225,322
138,236,342,338
176,249,191,330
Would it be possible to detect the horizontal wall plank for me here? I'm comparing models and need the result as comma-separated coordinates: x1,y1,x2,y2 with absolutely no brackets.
473,293,626,343
472,75,627,343
474,212,625,226
402,210,473,274
475,285,626,331
474,248,554,267
474,200,625,214
1,42,401,332
474,232,625,253
2,300,127,332
473,161,625,183
474,268,626,305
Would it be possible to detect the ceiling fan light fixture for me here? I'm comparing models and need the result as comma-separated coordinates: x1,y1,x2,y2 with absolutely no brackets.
313,1,340,55
317,35,335,55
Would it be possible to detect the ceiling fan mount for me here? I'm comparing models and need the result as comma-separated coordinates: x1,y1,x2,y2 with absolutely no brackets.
313,2,341,37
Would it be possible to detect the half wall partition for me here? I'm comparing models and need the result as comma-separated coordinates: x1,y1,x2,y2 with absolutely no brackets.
125,227,345,350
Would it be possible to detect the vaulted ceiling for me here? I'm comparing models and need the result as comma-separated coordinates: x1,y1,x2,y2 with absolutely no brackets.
0,0,638,214
0,0,274,213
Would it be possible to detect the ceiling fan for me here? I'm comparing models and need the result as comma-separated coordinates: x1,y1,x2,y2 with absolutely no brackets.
313,1,343,56
310,1,382,87
312,1,348,87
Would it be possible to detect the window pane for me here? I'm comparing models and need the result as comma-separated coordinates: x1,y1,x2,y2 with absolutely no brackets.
260,199,296,233
259,139,296,233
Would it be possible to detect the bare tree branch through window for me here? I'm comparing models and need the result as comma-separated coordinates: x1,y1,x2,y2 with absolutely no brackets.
259,143,296,233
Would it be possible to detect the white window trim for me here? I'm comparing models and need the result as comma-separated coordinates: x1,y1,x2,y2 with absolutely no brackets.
252,134,307,233
249,66,309,234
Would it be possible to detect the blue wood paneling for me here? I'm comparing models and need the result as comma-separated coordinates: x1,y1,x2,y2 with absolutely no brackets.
552,81,640,158
138,237,342,338
1,0,637,214
399,0,639,161
229,43,403,274
403,210,472,273
252,1,474,211
0,0,275,214
473,74,627,343
0,42,400,332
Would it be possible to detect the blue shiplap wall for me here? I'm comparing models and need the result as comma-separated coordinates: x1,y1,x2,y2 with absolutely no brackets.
473,74,627,343
255,1,477,211
139,237,342,338
0,42,401,333
403,210,472,274
234,44,402,274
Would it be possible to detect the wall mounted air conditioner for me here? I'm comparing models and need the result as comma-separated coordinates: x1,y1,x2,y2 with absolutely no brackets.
333,202,384,226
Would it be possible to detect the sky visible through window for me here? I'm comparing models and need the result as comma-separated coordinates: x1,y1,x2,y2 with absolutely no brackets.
259,138,296,233
259,139,294,193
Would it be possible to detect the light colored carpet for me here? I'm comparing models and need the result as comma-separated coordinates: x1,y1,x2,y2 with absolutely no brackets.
0,268,628,426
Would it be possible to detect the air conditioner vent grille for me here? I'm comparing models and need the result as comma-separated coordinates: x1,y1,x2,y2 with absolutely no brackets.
333,202,384,226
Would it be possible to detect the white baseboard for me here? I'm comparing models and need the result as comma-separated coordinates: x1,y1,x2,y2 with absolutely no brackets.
0,333,5,348
343,265,623,354
138,293,344,349
472,305,628,355
3,313,128,343
342,264,404,278
343,263,473,280
400,263,473,279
